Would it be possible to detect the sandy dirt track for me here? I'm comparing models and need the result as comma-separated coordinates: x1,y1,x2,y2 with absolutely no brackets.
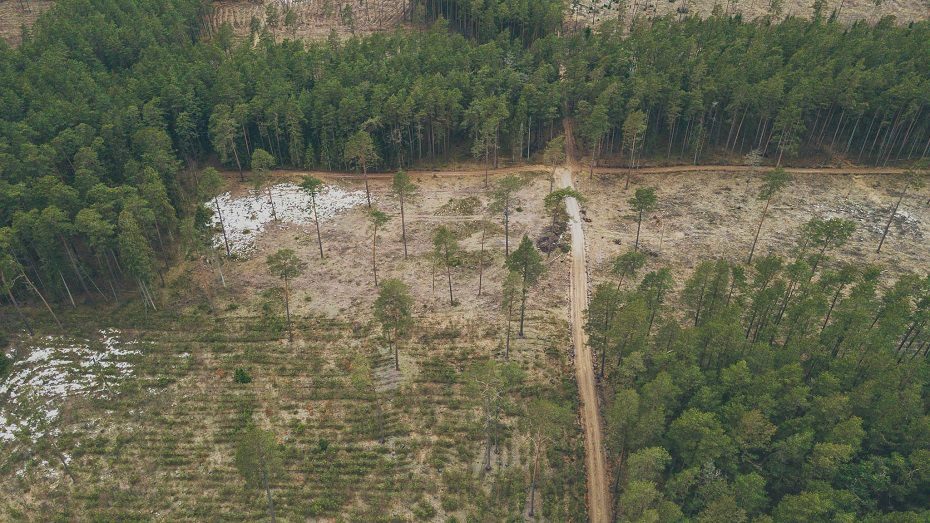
559,166,610,523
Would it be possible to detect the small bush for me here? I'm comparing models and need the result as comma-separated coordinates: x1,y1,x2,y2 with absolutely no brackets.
412,500,437,521
233,368,252,384
441,494,460,513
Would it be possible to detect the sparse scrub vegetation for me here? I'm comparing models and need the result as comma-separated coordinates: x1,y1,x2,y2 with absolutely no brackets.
1,0,930,521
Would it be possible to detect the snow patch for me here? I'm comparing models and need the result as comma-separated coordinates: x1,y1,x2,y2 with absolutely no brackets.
0,329,142,443
208,183,368,257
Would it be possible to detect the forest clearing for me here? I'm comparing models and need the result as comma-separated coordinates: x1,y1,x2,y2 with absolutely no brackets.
3,0,930,521
8,159,927,519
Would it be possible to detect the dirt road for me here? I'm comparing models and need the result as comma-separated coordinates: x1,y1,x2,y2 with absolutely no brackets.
594,164,908,175
558,166,610,523
227,163,910,186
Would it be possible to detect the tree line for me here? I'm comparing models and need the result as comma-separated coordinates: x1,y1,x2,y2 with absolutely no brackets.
2,0,929,314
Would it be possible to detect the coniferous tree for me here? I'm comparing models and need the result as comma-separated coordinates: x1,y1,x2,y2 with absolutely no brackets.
299,176,325,259
374,278,413,371
506,235,545,337
368,209,390,287
628,187,658,252
265,249,306,341
344,130,378,208
432,226,459,306
748,168,791,264
501,270,523,360
877,164,926,253
391,171,417,259
490,175,526,257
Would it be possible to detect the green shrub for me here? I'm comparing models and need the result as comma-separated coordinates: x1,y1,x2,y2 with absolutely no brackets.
233,368,252,384
441,494,460,513
413,500,437,521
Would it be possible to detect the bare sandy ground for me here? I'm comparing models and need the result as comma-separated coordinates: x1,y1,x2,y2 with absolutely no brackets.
573,0,929,27
578,169,930,292
205,0,410,42
218,169,570,325
0,1,54,46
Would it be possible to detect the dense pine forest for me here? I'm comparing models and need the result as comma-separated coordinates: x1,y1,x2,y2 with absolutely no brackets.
2,1,930,520
568,17,930,169
588,248,930,521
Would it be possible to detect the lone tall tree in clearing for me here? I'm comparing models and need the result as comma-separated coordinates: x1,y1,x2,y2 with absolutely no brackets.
251,148,278,222
522,399,572,517
299,176,325,259
344,130,378,208
507,235,545,337
391,171,418,259
368,209,390,286
628,187,658,252
432,226,460,306
266,248,306,341
476,220,495,297
374,279,413,371
501,271,523,359
543,136,566,193
748,168,791,264
235,425,283,523
877,164,926,253
490,175,525,256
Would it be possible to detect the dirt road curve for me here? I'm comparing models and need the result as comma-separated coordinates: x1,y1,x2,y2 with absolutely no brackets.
558,166,610,523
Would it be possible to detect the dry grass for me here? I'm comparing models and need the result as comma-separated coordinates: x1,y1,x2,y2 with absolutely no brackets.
578,169,930,292
0,171,587,521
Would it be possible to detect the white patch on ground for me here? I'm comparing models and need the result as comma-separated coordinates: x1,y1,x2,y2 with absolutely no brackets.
209,183,368,257
0,329,142,443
